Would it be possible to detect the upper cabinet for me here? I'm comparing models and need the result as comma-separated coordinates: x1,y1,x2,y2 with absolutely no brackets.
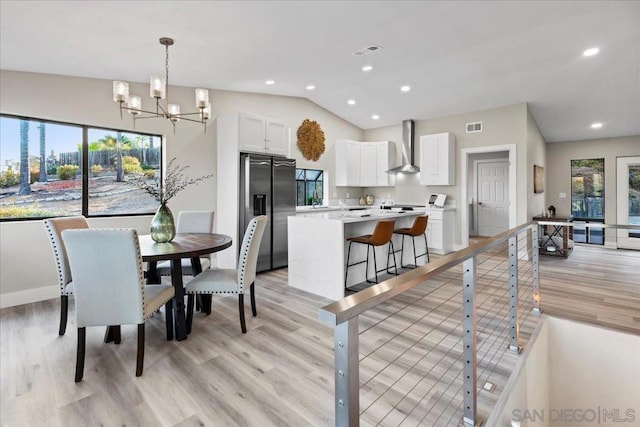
419,132,455,186
335,139,361,186
335,140,395,187
239,112,289,157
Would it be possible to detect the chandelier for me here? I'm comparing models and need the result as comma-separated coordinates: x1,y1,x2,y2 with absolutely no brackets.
112,37,210,132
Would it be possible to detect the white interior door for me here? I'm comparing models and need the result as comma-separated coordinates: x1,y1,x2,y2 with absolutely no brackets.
477,161,509,236
616,156,640,250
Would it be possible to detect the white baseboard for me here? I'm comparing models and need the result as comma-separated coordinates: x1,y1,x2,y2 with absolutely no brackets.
604,241,618,250
0,285,59,309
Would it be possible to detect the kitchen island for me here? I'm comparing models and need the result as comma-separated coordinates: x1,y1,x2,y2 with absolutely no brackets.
288,209,429,300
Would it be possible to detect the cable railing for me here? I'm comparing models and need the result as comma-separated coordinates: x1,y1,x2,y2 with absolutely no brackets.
319,221,540,426
319,220,640,426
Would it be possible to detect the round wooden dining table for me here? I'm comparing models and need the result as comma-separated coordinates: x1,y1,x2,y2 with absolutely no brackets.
107,233,232,342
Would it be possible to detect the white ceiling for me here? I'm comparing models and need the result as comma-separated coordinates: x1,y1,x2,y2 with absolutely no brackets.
1,1,639,142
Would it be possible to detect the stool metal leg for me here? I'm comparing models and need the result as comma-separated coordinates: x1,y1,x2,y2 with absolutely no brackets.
424,233,430,263
386,241,398,275
367,244,378,284
412,236,418,267
344,241,353,290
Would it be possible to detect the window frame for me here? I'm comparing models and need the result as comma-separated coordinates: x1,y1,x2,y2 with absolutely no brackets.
0,113,163,222
570,158,605,221
570,158,605,245
296,168,324,206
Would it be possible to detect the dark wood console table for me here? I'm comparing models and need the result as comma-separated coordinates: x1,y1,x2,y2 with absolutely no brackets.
533,215,573,258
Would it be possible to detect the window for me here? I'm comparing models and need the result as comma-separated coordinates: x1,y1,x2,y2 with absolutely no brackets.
296,168,324,206
629,164,640,238
0,114,162,220
571,158,604,244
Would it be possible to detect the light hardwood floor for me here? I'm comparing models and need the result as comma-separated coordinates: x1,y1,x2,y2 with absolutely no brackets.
1,245,638,426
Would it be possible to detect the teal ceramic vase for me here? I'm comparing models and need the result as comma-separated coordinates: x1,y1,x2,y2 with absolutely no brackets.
150,203,175,243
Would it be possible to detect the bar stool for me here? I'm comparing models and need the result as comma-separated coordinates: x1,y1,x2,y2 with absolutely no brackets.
345,220,398,291
393,215,430,268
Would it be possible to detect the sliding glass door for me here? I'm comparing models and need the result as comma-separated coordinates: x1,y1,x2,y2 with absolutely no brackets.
617,156,640,250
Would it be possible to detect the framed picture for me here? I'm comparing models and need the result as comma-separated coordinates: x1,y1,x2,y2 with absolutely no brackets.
534,165,544,193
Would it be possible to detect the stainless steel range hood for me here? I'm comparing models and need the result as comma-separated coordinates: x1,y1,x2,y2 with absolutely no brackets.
387,119,420,174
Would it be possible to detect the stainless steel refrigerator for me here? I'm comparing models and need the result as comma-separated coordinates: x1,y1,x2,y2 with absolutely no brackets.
239,153,296,272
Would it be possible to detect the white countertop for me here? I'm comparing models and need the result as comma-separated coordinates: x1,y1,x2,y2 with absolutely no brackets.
294,208,427,223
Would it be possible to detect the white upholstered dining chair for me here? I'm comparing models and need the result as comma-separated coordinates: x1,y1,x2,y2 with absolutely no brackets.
185,215,268,333
62,228,175,382
44,216,89,336
156,210,215,276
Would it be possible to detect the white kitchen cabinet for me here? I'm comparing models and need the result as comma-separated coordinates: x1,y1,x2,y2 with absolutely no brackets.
375,141,395,187
335,139,361,186
335,140,395,187
420,132,455,186
239,112,289,156
360,143,378,187
426,207,455,254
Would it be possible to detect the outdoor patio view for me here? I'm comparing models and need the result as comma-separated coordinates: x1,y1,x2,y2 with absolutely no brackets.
0,115,162,219
571,158,605,244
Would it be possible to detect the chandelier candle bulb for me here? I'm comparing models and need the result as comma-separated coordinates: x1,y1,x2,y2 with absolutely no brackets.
112,81,129,102
195,88,209,108
128,96,142,115
202,102,211,120
150,76,165,99
168,104,180,122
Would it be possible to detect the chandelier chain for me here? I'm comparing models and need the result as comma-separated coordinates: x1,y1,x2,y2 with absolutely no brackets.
165,44,170,112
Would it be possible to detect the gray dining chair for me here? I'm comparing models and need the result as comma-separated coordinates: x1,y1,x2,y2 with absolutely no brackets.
185,215,268,333
44,216,89,335
156,210,215,276
62,228,175,382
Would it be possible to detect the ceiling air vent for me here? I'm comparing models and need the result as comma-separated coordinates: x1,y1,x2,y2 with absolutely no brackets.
466,121,483,133
352,45,383,57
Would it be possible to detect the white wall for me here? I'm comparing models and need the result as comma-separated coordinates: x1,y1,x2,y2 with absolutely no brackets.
0,70,362,304
547,317,640,427
546,135,640,246
490,316,640,427
363,103,530,247
527,105,547,220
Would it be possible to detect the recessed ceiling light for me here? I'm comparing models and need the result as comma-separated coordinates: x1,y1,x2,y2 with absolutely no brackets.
265,80,275,85
583,47,599,57
590,122,603,129
400,85,411,92
372,114,380,120
306,84,315,90
347,99,356,105
362,65,373,72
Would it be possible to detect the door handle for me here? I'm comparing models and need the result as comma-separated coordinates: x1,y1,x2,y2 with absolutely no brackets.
478,202,483,205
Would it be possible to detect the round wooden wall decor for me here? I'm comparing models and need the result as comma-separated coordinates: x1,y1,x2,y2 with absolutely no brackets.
296,119,325,161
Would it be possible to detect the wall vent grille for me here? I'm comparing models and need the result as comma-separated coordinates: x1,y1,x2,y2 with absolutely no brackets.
466,121,483,133
352,45,383,57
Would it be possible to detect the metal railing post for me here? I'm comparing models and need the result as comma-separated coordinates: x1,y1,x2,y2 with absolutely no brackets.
334,318,359,427
462,257,480,427
508,235,521,353
531,225,542,314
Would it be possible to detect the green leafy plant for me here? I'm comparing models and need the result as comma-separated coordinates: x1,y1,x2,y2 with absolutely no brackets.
121,156,143,175
0,202,54,218
136,157,213,204
56,165,79,180
0,169,19,188
90,164,103,175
